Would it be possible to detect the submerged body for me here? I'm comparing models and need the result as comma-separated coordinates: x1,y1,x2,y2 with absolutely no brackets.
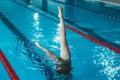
35,6,72,74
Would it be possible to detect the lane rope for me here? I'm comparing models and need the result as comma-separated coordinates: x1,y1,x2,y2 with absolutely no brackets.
0,50,19,80
66,26,120,54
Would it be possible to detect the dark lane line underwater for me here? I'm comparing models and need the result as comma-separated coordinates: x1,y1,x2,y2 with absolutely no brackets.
0,12,55,80
11,0,120,54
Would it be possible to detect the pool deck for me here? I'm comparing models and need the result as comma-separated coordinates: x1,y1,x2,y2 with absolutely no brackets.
99,0,120,5
102,0,120,4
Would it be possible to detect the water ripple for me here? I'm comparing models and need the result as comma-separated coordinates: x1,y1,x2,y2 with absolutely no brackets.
93,45,120,80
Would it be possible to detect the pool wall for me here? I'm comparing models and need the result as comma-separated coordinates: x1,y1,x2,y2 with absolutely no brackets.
22,0,120,18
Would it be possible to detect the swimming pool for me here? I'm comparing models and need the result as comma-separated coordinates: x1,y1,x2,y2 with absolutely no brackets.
0,0,120,80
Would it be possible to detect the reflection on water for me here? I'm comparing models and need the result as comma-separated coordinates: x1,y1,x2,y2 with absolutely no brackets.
53,24,60,43
115,40,120,46
32,12,43,40
33,13,40,31
93,46,120,80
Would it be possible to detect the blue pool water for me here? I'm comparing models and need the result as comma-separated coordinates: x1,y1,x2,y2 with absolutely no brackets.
0,0,120,80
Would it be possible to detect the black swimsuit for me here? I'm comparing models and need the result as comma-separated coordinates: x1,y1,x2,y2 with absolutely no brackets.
56,58,72,74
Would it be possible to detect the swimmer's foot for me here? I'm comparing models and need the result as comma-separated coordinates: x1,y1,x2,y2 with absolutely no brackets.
58,6,63,18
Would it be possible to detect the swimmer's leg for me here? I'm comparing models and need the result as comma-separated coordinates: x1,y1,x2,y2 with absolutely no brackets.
58,6,71,61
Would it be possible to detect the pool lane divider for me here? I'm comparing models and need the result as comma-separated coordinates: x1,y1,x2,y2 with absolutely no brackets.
11,0,120,54
0,50,19,80
66,25,120,54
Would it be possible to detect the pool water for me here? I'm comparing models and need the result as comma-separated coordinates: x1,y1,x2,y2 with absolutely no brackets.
0,0,120,80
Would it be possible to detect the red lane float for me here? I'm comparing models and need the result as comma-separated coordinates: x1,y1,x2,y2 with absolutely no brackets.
0,50,19,80
66,25,120,54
